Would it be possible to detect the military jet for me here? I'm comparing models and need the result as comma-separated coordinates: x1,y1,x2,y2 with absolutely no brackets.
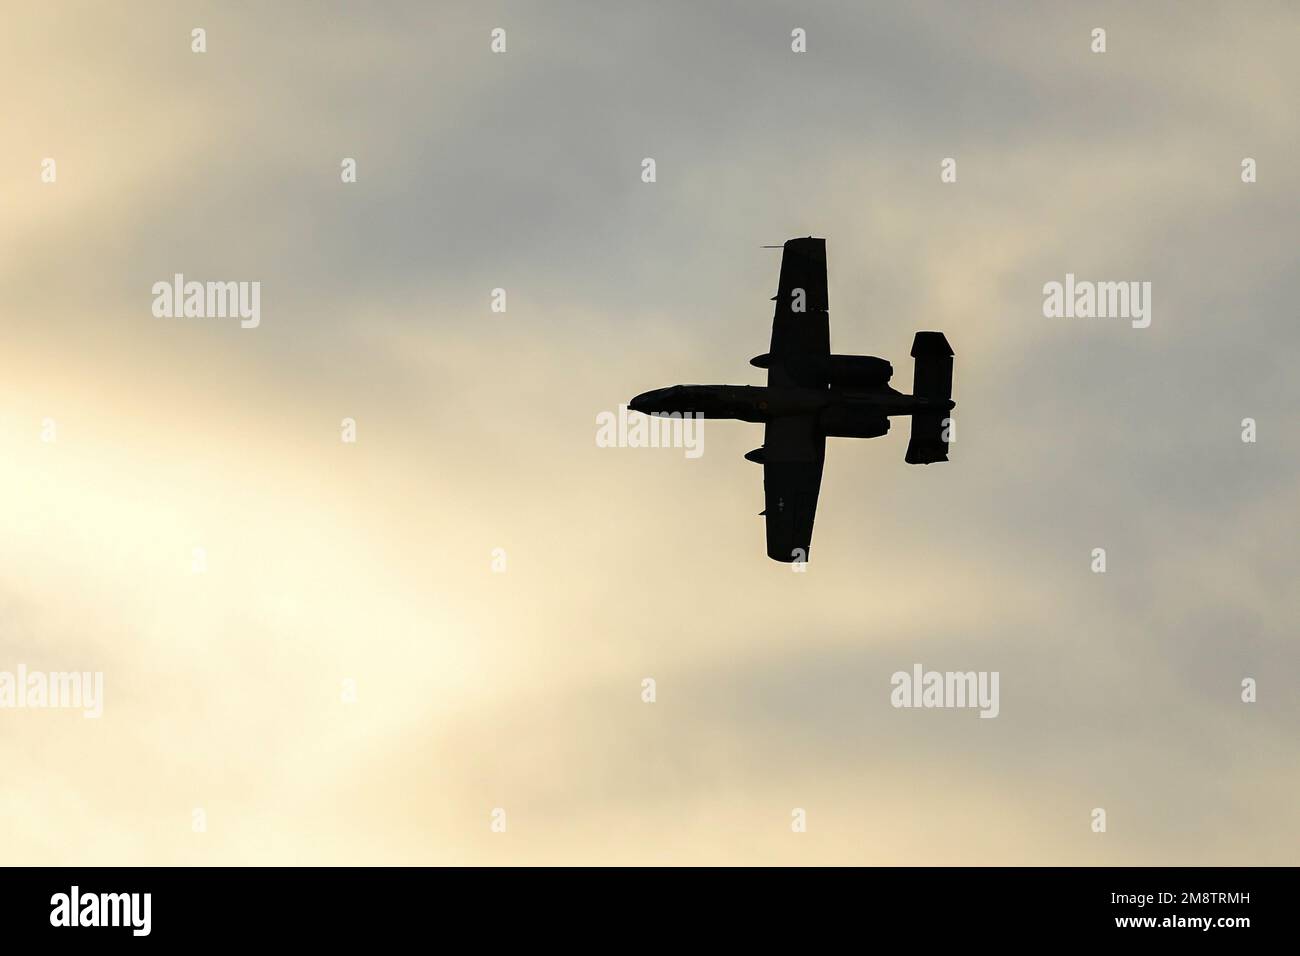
629,237,955,563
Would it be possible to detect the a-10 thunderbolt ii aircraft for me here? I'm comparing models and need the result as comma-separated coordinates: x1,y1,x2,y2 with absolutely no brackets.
629,237,955,563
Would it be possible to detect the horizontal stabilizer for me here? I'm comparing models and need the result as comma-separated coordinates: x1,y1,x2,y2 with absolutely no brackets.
905,412,950,464
907,332,954,464
910,332,953,402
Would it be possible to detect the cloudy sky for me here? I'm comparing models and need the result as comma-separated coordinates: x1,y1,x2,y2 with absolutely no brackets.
1,1,1296,864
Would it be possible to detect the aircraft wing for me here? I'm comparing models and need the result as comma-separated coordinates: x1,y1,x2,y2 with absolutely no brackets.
767,237,830,389
762,414,825,562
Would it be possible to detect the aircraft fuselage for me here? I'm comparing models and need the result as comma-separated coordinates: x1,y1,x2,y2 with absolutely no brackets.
629,383,953,425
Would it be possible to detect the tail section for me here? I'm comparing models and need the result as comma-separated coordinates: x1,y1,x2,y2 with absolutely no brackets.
905,332,954,465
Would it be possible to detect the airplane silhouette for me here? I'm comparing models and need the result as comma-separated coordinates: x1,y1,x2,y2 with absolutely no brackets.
629,237,955,563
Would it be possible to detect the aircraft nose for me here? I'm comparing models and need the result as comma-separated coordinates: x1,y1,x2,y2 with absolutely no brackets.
629,388,663,414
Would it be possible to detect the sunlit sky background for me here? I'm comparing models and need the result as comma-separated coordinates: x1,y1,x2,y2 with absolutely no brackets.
1,1,1296,864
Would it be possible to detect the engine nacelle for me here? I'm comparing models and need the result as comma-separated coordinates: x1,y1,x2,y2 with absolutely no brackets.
750,353,892,387
827,354,892,387
819,406,890,439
